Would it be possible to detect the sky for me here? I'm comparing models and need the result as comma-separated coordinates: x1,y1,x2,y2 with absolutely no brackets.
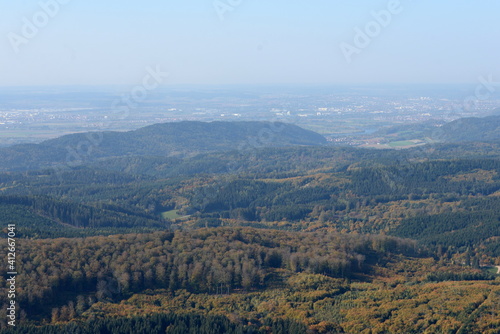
0,0,499,86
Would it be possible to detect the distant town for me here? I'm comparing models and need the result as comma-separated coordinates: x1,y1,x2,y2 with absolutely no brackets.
1,85,499,147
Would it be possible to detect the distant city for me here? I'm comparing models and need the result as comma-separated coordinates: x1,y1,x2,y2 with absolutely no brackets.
1,85,499,147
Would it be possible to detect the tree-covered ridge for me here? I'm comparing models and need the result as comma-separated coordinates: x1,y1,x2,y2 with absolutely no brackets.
431,115,500,142
367,115,500,143
2,117,500,174
1,121,500,332
0,313,308,334
0,228,416,328
0,195,169,238
1,228,497,333
0,121,326,172
391,197,500,249
178,158,500,253
1,149,500,253
0,203,161,239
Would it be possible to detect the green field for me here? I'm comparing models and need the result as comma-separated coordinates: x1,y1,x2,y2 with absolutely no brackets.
483,266,500,275
161,209,183,219
388,140,417,147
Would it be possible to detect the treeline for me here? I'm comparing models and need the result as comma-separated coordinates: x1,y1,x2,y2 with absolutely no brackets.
0,203,161,239
0,167,147,185
0,121,328,172
189,178,342,222
105,142,500,180
188,158,500,223
391,197,500,254
0,168,175,215
0,196,169,237
0,313,308,334
2,150,500,227
350,159,500,197
2,152,500,256
0,228,417,324
425,271,496,282
0,195,168,233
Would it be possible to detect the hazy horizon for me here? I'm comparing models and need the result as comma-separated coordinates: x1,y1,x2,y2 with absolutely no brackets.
1,0,499,86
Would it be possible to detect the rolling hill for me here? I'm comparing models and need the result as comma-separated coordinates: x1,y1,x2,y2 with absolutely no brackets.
430,115,500,142
368,115,500,144
0,121,326,171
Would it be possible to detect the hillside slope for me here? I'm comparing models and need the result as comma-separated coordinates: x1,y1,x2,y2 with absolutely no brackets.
0,121,326,171
430,115,500,142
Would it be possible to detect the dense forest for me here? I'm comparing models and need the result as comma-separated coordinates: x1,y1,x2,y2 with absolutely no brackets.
0,313,308,334
1,120,500,333
0,229,416,327
371,114,500,143
0,122,326,172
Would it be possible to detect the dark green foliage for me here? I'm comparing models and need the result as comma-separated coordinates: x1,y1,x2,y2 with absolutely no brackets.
0,313,307,334
0,195,168,238
391,197,500,253
0,121,326,172
425,272,496,282
430,116,500,142
373,115,500,143
189,177,336,222
350,159,500,197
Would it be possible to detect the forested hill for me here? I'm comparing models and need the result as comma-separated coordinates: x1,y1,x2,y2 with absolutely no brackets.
430,115,500,142
368,115,500,144
0,121,326,171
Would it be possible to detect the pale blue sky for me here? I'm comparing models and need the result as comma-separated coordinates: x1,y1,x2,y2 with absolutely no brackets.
1,0,499,86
